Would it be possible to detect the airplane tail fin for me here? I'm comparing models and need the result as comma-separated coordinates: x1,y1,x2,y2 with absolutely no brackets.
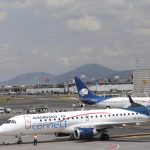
74,77,96,99
74,77,109,105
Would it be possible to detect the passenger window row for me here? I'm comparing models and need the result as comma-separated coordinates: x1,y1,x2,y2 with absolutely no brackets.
103,101,129,103
39,112,140,122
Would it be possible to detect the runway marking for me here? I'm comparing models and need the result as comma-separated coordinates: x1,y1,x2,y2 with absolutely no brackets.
125,125,150,129
108,143,120,150
113,132,150,139
124,135,150,139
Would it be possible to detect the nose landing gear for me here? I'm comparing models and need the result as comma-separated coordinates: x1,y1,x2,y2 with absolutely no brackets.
16,134,23,144
17,137,23,144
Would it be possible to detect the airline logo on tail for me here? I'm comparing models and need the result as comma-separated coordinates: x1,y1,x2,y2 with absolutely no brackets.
74,77,112,105
79,88,89,97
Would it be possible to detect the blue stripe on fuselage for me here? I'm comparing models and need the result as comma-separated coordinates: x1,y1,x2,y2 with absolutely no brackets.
80,96,112,105
124,106,150,116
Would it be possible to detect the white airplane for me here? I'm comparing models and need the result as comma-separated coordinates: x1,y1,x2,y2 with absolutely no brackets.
0,97,150,143
74,77,150,108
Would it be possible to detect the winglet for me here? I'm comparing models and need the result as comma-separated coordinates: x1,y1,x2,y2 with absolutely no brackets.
128,95,143,107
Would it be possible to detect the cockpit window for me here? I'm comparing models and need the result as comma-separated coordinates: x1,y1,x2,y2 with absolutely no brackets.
5,120,16,124
11,120,16,124
5,120,11,124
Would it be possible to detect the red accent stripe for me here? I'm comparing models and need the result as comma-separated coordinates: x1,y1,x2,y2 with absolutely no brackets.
58,111,111,122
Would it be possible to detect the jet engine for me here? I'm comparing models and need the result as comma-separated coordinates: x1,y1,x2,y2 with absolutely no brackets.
74,128,97,140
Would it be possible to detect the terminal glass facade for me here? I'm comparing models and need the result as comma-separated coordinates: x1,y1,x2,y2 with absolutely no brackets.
133,69,150,97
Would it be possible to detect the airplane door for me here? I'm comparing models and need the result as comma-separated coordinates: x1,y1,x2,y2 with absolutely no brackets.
85,115,90,121
24,116,31,129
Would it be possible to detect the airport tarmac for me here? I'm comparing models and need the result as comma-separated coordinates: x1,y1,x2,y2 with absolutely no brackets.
0,128,150,150
0,95,150,150
0,95,76,111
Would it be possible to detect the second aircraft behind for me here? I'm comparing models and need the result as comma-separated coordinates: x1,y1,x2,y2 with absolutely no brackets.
74,77,150,108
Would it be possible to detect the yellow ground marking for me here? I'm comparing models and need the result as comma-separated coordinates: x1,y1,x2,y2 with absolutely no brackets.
114,133,150,139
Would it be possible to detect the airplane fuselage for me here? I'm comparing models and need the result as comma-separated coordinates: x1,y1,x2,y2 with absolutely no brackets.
74,77,150,109
91,97,150,108
0,107,150,137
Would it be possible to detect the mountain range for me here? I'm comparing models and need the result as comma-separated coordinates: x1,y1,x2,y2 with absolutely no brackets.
0,64,132,85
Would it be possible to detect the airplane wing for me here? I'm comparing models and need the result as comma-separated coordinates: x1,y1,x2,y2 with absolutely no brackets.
66,121,141,132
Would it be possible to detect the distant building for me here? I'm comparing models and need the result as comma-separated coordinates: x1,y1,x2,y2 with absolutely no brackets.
133,69,150,97
114,75,120,80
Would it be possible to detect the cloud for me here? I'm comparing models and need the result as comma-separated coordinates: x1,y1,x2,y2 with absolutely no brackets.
0,0,38,9
101,40,128,57
66,16,101,32
0,43,19,68
0,43,9,50
32,0,78,19
104,0,126,7
31,49,40,56
1,0,150,80
60,57,70,66
78,47,95,55
134,28,150,36
45,0,75,8
0,11,8,22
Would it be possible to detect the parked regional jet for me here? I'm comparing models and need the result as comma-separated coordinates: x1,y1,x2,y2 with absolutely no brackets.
0,97,150,143
74,77,150,108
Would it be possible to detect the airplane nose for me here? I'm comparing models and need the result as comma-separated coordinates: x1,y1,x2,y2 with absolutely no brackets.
0,126,3,134
0,125,6,135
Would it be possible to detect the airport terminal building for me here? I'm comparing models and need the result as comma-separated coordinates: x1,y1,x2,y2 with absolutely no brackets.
2,69,150,97
25,84,133,97
133,69,150,97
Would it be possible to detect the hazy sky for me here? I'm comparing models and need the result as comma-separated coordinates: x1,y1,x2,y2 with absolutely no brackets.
0,0,150,81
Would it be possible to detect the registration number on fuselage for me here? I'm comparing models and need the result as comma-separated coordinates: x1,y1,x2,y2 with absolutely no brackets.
33,115,58,120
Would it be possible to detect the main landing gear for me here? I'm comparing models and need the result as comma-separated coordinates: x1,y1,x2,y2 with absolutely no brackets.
100,133,110,141
69,131,110,141
69,134,75,141
17,136,23,144
100,130,110,141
